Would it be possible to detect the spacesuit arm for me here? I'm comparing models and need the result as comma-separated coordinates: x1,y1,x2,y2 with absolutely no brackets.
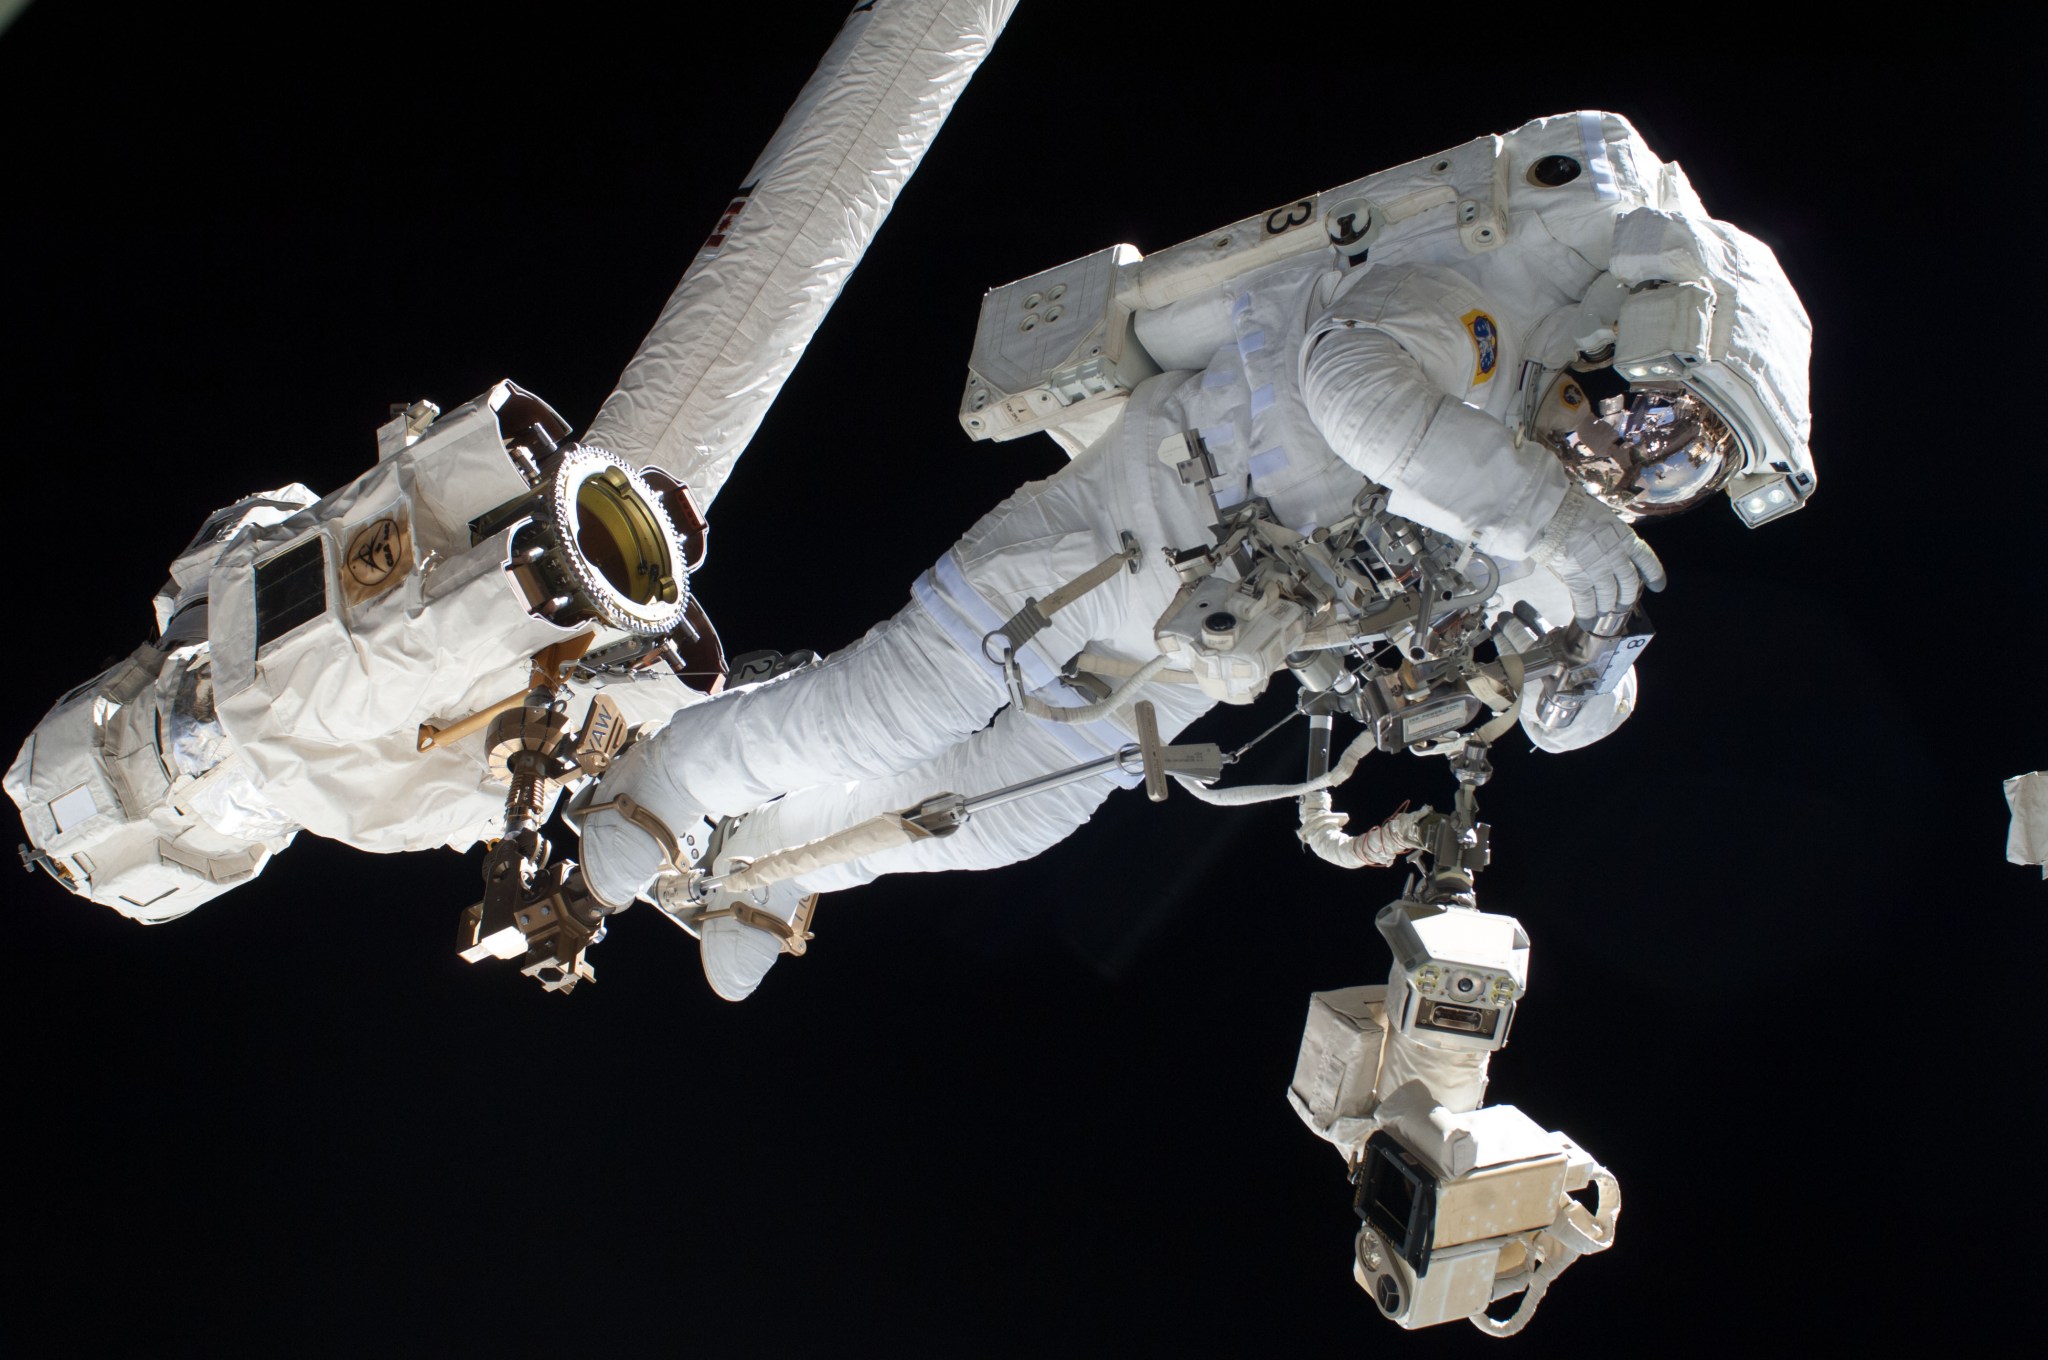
1300,265,1569,559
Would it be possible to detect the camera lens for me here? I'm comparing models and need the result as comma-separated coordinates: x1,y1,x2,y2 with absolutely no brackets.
1528,154,1582,187
1356,1229,1385,1273
1375,1275,1402,1315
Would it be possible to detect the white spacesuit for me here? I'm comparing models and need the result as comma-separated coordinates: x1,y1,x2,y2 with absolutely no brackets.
579,111,1815,1001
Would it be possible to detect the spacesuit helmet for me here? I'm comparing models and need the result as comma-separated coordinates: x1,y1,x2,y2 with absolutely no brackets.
1528,358,1739,522
1542,207,1816,529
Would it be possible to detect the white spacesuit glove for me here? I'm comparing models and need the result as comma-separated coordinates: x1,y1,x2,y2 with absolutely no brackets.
1521,669,1637,754
1526,486,1666,622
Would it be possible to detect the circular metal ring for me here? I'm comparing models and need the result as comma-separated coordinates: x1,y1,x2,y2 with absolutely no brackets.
545,446,691,636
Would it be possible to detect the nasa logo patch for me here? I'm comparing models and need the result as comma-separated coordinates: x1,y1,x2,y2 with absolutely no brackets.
1462,309,1499,385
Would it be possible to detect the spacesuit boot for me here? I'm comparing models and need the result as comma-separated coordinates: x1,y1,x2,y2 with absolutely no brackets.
701,917,783,1000
690,829,822,1001
572,739,713,908
698,898,806,1001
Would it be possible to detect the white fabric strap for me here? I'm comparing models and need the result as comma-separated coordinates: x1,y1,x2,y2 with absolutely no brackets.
1467,1166,1620,1337
719,814,933,895
911,551,1141,786
1577,111,1619,201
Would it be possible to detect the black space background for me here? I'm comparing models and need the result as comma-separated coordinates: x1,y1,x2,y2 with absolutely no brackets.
1,3,2040,1355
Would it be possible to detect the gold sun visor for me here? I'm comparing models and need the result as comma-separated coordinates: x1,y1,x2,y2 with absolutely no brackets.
1531,371,1740,522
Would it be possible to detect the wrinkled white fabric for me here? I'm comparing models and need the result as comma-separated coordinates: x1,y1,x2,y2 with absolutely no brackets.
1378,1023,1492,1117
153,485,320,632
4,642,299,922
15,383,720,923
601,246,1639,888
615,402,1213,825
1287,986,1390,1156
701,915,785,1002
198,405,708,856
1300,266,1569,558
616,242,1588,849
715,680,1212,896
2007,772,2048,869
575,735,713,907
598,116,1817,893
586,0,1018,505
1521,670,1636,754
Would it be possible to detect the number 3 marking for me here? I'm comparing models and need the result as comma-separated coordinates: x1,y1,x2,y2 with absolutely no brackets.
1264,199,1314,235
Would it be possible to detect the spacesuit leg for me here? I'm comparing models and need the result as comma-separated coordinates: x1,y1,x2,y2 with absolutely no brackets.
581,423,1196,904
727,676,1213,892
690,675,1213,998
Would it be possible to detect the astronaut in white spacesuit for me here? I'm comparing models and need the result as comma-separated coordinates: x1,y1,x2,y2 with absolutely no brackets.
578,111,1816,1001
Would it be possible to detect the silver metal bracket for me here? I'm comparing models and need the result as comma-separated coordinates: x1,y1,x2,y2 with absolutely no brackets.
1158,429,1227,527
1133,699,1226,802
904,792,970,836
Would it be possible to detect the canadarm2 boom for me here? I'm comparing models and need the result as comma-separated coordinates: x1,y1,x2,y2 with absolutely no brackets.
584,0,1019,507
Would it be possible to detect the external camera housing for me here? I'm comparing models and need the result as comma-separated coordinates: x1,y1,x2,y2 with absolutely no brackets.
1377,902,1529,1054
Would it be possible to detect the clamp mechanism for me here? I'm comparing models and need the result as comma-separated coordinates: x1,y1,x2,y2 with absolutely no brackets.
454,664,634,992
1410,743,1492,906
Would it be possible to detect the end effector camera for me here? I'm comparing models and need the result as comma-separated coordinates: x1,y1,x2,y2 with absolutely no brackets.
1379,894,1525,1058
1288,897,1618,1336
